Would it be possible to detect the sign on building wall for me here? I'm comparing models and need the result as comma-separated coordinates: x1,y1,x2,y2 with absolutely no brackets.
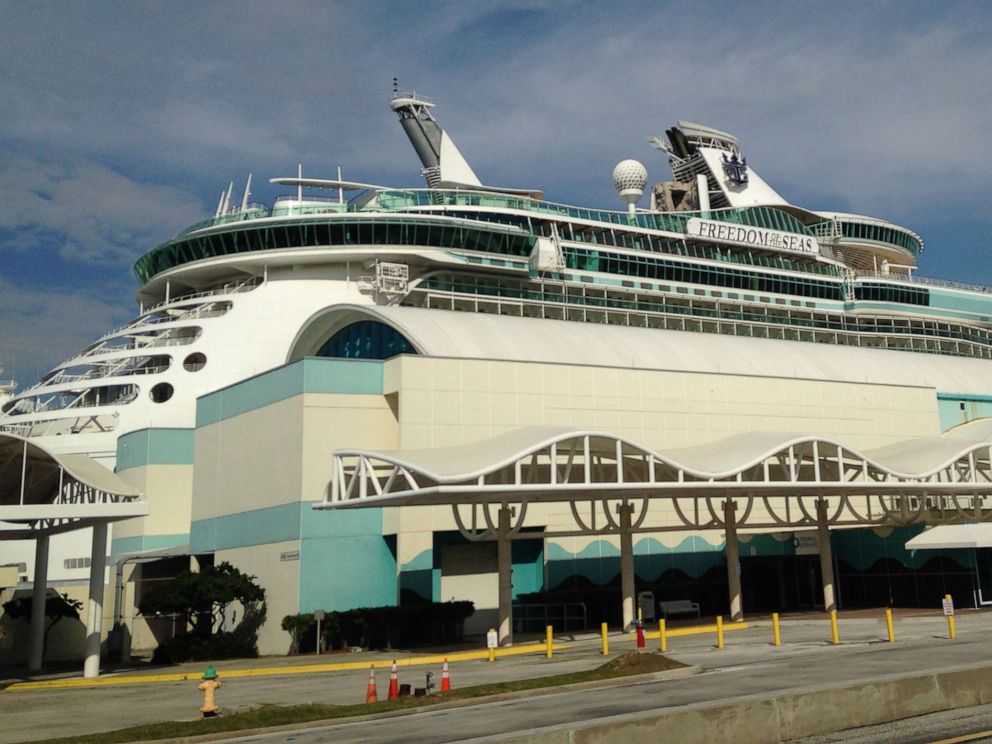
794,532,820,555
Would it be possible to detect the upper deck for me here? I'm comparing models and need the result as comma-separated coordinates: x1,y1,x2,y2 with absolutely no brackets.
135,187,923,284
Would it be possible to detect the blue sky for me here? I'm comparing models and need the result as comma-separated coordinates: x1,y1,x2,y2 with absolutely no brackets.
1,1,991,383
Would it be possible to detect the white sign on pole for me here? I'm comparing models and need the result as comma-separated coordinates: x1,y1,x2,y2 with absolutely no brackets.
794,532,820,556
486,629,499,649
942,597,955,616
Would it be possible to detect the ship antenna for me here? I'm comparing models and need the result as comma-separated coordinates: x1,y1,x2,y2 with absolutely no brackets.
392,77,398,97
297,163,303,202
222,181,234,214
240,173,253,212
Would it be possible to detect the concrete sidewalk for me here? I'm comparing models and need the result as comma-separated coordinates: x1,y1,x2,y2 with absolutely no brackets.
0,609,982,743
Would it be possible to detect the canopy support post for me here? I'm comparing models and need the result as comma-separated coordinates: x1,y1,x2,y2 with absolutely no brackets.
28,534,50,672
619,501,635,632
497,505,513,647
725,499,743,622
817,499,837,613
83,522,108,678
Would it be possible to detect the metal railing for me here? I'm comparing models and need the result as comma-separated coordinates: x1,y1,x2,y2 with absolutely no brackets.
853,270,992,295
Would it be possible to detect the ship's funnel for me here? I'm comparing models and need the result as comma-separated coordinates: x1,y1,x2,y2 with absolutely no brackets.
391,91,481,188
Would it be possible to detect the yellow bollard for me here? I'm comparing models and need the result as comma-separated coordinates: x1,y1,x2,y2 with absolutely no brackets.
716,615,725,649
830,609,840,645
772,612,781,647
601,622,609,656
545,625,553,659
659,619,668,653
637,606,643,623
945,594,957,640
885,608,895,643
487,647,496,662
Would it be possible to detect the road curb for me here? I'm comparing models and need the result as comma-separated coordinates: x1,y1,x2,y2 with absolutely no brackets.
486,661,992,744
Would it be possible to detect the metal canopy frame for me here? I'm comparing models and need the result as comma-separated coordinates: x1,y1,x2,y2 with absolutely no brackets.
318,428,992,644
0,432,146,679
320,431,992,537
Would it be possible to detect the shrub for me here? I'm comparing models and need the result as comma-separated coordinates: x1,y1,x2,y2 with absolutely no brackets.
152,630,259,664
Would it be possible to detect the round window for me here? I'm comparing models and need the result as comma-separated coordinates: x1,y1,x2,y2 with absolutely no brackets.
183,352,207,372
149,382,174,403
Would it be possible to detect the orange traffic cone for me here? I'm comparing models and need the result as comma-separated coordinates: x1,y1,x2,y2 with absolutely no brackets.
440,658,451,692
387,660,399,700
365,666,377,704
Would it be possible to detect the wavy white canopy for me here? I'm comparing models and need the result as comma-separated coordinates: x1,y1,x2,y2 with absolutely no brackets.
333,419,992,489
0,432,145,537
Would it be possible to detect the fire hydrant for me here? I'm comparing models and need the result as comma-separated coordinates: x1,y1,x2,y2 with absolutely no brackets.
198,666,222,718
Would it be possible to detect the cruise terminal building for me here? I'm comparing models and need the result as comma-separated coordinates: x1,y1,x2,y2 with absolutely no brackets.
108,303,992,656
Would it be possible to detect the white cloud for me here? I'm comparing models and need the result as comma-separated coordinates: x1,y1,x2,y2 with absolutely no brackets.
0,154,205,264
0,274,132,383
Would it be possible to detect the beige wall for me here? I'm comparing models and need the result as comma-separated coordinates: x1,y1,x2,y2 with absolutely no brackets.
215,541,301,656
115,464,194,542
385,356,939,452
300,393,399,503
193,397,305,522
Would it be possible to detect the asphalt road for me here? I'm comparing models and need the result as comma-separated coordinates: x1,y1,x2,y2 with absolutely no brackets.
4,612,991,743
211,618,992,743
790,703,992,743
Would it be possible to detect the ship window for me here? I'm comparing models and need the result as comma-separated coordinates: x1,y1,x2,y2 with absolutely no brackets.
316,321,416,360
183,352,207,372
149,382,174,403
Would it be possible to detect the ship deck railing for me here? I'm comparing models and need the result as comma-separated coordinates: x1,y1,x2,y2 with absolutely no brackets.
853,270,992,295
141,276,263,315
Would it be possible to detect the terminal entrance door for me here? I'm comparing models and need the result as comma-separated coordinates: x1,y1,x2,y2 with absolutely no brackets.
974,548,992,606
741,556,823,613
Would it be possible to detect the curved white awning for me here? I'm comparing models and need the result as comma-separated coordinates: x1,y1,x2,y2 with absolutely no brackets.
0,432,145,537
906,524,992,550
332,424,992,491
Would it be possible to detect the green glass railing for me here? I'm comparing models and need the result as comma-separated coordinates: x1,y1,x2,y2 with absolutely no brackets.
371,190,818,236
134,216,535,283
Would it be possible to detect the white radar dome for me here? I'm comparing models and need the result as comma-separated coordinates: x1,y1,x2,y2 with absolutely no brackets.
612,159,647,212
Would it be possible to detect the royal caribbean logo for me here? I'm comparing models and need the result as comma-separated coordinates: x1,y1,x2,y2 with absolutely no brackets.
722,153,749,185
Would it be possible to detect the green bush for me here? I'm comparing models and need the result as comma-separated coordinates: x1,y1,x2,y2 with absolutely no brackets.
281,601,474,652
152,630,259,664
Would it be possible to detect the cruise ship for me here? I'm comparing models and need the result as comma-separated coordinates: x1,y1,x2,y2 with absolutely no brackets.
4,90,992,659
3,93,981,454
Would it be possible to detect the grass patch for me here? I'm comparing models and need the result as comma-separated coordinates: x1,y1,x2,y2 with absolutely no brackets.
38,652,686,744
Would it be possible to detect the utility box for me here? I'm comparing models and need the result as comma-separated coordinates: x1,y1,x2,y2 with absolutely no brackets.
638,591,656,622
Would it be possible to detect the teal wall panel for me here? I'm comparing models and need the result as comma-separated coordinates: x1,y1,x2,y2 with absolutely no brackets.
299,506,396,612
834,526,975,571
546,536,727,588
196,358,383,427
298,535,396,612
189,502,303,553
511,540,544,598
398,548,434,603
111,533,188,557
116,428,194,471
937,395,992,432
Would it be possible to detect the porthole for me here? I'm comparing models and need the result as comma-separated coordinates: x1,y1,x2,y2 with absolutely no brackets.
149,382,174,403
183,352,207,372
